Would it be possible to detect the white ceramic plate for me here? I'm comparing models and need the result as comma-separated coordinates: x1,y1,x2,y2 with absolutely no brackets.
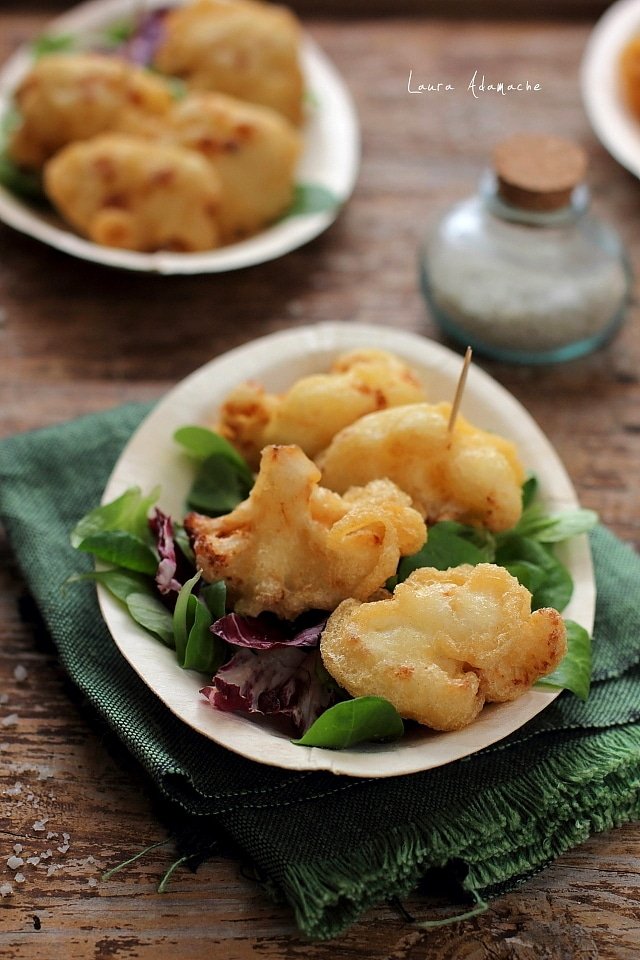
0,0,359,274
581,0,640,178
99,323,596,778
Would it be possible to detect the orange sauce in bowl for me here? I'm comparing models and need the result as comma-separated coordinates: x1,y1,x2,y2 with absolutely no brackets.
620,35,640,119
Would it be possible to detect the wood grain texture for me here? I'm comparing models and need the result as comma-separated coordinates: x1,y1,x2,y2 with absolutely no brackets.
1,8,639,959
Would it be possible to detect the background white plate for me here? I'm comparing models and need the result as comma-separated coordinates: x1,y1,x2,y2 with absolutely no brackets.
100,324,595,777
0,0,360,273
581,0,640,178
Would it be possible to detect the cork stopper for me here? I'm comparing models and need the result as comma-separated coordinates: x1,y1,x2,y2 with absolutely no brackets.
493,134,587,212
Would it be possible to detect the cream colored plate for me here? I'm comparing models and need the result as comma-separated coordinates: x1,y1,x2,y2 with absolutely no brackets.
581,0,640,178
0,0,359,273
100,324,595,777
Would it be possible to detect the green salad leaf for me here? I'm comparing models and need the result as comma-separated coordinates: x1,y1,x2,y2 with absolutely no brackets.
71,486,160,548
68,567,174,645
102,20,135,45
393,491,596,619
495,535,573,612
74,530,157,575
31,33,76,57
126,593,175,647
392,521,494,588
173,571,226,673
66,567,151,603
174,426,254,516
536,619,592,701
174,425,253,479
512,506,599,543
285,183,340,219
71,487,159,573
293,696,404,749
187,453,254,515
0,152,45,202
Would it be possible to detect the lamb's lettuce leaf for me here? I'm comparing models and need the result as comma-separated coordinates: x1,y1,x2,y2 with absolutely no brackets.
174,426,253,516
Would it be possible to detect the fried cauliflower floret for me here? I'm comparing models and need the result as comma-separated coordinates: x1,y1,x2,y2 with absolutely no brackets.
318,402,525,532
153,0,304,125
217,350,428,468
44,134,222,252
8,53,173,170
321,564,567,731
184,444,426,619
164,91,301,242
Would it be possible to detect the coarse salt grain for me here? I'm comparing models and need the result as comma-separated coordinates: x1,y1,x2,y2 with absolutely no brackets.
0,883,13,897
33,819,48,832
13,844,23,854
26,857,40,866
88,878,98,888
7,856,24,870
2,714,19,727
13,665,28,682
57,844,70,854
14,873,25,884
46,831,58,840
5,783,22,796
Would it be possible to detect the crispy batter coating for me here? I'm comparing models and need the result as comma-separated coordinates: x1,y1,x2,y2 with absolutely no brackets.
318,402,525,532
321,564,567,731
153,0,304,125
164,91,301,242
8,53,173,170
184,444,426,619
217,349,428,468
44,133,222,252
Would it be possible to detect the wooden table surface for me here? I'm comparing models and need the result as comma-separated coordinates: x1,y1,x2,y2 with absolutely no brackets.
1,5,639,959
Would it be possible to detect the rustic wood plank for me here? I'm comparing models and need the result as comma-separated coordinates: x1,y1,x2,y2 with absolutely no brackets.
1,7,639,959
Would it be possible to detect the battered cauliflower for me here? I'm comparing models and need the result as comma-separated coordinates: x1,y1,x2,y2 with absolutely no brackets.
153,0,304,125
8,53,173,170
44,134,222,252
217,349,428,468
184,443,426,619
320,564,567,731
164,91,301,242
318,402,525,532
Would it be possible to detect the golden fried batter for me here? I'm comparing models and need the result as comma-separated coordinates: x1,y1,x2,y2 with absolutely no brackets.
321,564,567,731
44,134,222,252
318,402,525,532
184,444,426,619
153,0,304,125
8,53,173,170
217,349,428,468
165,92,301,242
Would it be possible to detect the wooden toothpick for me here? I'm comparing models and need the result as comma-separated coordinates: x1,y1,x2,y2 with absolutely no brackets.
447,346,473,433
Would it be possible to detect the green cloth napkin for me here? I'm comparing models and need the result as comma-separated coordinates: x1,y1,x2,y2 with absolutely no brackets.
1,403,639,940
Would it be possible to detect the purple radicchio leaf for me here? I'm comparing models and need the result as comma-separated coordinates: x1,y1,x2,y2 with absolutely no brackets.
120,8,169,66
149,508,181,596
200,647,337,736
212,612,327,650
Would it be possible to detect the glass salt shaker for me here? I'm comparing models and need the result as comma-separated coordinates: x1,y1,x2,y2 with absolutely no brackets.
420,134,631,363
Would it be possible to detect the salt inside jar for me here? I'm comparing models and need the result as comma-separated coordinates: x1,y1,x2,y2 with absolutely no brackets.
420,134,630,363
